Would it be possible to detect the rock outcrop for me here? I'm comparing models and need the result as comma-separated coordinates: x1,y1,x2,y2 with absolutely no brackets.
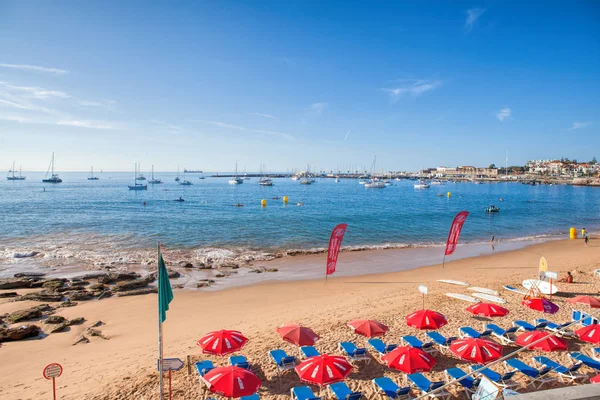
0,325,41,342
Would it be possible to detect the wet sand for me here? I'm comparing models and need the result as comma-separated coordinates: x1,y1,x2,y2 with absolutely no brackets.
0,237,599,399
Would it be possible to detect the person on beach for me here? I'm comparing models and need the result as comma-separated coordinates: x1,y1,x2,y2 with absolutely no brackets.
559,271,573,283
585,234,589,247
582,228,586,238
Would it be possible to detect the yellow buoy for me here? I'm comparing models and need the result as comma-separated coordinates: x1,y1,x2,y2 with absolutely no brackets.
569,227,577,240
261,199,267,207
283,196,288,203
447,191,451,197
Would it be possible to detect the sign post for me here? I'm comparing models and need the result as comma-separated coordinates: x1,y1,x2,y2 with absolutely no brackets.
418,285,428,309
43,363,63,400
158,358,184,400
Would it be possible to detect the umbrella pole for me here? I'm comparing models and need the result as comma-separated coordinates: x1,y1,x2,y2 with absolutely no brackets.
158,242,164,400
442,254,446,269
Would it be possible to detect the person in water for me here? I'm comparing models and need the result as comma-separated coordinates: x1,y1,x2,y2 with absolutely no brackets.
558,271,573,283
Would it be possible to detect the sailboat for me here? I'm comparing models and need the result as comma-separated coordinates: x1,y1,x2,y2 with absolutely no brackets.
42,152,62,183
258,163,273,186
128,163,147,190
6,161,26,180
88,166,99,180
135,162,146,181
180,170,193,185
229,162,243,185
364,156,385,188
175,165,181,182
148,165,162,184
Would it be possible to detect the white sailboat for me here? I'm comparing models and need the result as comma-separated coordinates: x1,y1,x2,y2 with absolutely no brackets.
175,165,181,182
42,152,62,183
229,162,243,185
180,170,193,185
414,180,430,189
128,163,147,190
6,161,26,180
88,166,99,180
135,162,146,181
364,156,385,188
258,163,273,186
148,165,163,184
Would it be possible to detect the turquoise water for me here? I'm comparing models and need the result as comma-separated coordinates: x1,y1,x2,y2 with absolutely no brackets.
2,172,599,253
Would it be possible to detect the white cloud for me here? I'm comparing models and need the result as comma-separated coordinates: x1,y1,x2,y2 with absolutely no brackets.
196,119,294,141
344,129,351,141
496,107,511,121
0,98,52,113
0,63,69,75
248,112,277,120
569,121,591,130
383,80,442,102
0,81,69,99
78,99,117,109
465,8,486,32
57,120,119,130
151,119,183,134
309,102,328,114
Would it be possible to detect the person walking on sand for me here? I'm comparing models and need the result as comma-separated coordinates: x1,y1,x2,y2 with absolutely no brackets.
585,233,589,247
582,228,586,238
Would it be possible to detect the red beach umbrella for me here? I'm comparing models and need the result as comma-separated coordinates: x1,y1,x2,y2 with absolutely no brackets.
449,338,503,364
202,366,261,398
347,319,388,338
516,331,567,352
405,309,448,330
197,330,248,356
381,346,436,373
568,296,600,309
575,324,600,344
295,354,353,387
277,323,319,346
522,298,559,314
591,374,600,384
466,303,509,318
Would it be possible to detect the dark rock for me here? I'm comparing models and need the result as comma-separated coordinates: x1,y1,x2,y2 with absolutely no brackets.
57,300,77,308
265,268,279,273
220,263,240,269
112,277,152,292
67,291,94,301
0,292,19,298
117,287,157,297
80,272,109,280
15,292,63,302
45,315,66,324
13,251,39,258
87,328,108,339
68,317,85,325
90,320,104,328
33,304,56,313
8,307,42,323
89,283,106,291
183,263,194,269
50,322,69,333
14,272,45,278
168,269,180,278
196,279,215,288
42,281,64,291
73,335,89,345
215,273,226,278
69,279,89,286
0,278,37,290
0,325,41,342
97,290,113,300
173,284,185,289
198,263,212,270
56,285,86,293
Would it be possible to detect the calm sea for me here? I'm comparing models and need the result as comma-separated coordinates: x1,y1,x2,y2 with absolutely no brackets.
2,172,599,256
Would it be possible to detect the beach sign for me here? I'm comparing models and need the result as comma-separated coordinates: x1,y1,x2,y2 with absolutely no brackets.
157,357,184,371
545,271,558,280
418,285,428,295
43,363,63,400
472,376,501,400
326,223,348,280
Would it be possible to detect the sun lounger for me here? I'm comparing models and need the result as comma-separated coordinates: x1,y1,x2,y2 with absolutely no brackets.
469,365,518,389
504,358,556,389
512,320,546,332
534,318,576,338
328,382,363,400
593,348,600,361
401,336,436,354
269,349,297,375
426,331,456,353
569,352,600,370
445,367,479,399
241,395,260,400
458,326,491,339
300,346,320,358
532,356,586,383
485,324,518,345
195,360,214,377
368,338,397,356
571,310,598,326
339,342,370,363
372,377,412,399
291,386,322,400
407,373,450,399
229,355,251,370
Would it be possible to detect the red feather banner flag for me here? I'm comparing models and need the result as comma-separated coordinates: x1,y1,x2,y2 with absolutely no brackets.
326,224,348,278
443,211,469,267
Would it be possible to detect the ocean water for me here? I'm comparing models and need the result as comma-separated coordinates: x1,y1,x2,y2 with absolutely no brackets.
2,172,600,257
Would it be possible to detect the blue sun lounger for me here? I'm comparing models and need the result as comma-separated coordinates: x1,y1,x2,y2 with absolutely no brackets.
534,318,575,337
371,377,412,399
426,331,456,353
407,373,450,399
532,356,586,383
458,326,491,339
572,310,598,326
269,349,297,375
229,355,251,370
512,320,547,332
241,395,260,400
593,348,600,361
195,360,214,376
444,367,479,399
300,346,320,358
401,336,436,354
328,382,363,400
504,358,556,389
569,352,600,371
291,386,322,400
469,365,518,389
368,338,397,356
485,324,518,345
339,342,370,363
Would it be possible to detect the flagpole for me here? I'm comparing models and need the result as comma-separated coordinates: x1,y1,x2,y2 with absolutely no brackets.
442,254,446,269
158,241,164,400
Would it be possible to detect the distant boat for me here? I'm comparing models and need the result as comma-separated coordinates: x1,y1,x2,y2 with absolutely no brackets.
6,161,26,180
175,165,181,182
42,152,62,183
229,162,243,185
299,177,313,185
335,177,340,183
148,165,162,184
430,180,443,185
135,163,146,181
183,169,203,173
364,156,385,189
88,166,99,180
180,170,193,185
414,180,430,189
198,172,206,180
258,163,274,186
128,163,147,190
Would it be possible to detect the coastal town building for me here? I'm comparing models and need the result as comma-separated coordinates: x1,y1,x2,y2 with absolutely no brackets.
420,166,498,178
525,158,599,177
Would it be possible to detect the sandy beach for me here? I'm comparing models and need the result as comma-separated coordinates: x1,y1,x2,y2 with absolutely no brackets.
1,237,599,399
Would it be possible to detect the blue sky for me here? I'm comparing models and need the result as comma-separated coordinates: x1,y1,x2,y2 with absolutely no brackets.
0,1,598,172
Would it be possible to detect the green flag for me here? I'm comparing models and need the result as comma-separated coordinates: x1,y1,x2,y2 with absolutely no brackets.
158,252,173,323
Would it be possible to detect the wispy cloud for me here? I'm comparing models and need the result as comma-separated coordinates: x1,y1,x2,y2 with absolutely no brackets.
465,8,486,33
196,119,294,141
0,113,119,130
344,129,351,141
57,120,118,130
309,102,328,114
0,98,52,113
0,81,70,99
496,107,511,121
568,121,591,130
0,63,69,75
78,99,117,109
248,112,277,120
151,119,183,134
383,80,442,102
